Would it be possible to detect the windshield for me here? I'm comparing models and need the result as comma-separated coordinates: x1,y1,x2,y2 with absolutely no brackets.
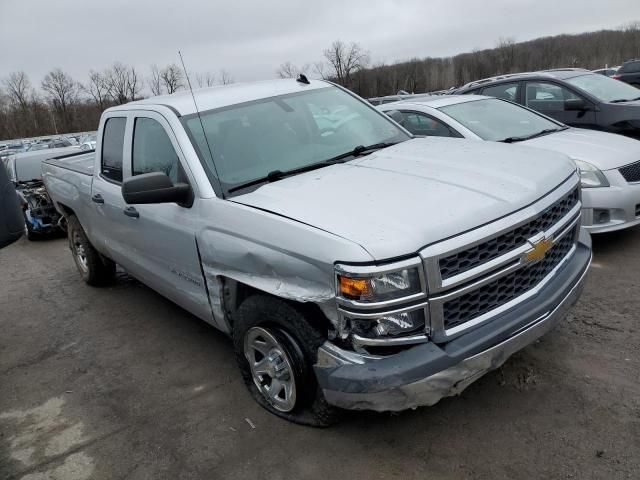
566,74,640,102
183,86,409,195
439,98,562,141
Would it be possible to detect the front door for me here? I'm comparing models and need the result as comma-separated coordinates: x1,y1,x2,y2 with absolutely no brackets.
116,111,212,321
524,81,598,129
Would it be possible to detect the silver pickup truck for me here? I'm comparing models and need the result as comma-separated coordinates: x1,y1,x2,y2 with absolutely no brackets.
42,78,592,426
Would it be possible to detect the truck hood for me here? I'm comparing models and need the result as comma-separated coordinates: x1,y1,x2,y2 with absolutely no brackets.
523,127,640,171
232,138,576,260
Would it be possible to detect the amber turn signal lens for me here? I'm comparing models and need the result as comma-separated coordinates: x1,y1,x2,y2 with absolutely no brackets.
338,276,372,299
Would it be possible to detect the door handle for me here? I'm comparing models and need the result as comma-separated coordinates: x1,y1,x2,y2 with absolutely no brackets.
123,206,139,218
91,194,104,204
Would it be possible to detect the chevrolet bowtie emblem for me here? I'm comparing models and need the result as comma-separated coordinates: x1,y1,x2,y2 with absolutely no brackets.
524,237,553,263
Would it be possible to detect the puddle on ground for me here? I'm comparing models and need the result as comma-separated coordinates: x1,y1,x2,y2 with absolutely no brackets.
0,397,94,480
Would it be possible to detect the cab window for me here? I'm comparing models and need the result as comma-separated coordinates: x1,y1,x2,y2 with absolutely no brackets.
132,117,180,183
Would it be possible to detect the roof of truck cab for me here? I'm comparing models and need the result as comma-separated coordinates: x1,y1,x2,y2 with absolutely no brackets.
114,79,332,116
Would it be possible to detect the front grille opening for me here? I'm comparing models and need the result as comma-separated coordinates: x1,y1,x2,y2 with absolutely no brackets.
619,160,640,183
439,187,579,280
442,228,577,331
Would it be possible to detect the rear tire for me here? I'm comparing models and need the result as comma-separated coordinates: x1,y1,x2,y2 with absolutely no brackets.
67,215,115,286
233,295,339,427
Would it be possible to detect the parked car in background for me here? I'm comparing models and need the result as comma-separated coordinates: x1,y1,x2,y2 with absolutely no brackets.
43,78,590,425
0,143,27,160
3,146,79,239
27,143,50,152
612,59,640,87
48,138,74,149
454,69,640,138
379,95,640,233
593,67,619,77
80,133,97,151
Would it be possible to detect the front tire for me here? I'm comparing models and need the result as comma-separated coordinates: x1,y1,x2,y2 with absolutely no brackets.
233,295,339,427
67,215,115,286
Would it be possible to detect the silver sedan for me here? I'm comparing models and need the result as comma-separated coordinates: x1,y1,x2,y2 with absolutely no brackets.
379,95,640,233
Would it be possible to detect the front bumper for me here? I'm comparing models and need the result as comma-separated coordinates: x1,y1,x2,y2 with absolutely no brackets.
314,240,591,412
581,170,640,233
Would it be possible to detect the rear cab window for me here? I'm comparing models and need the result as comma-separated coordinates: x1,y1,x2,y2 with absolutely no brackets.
101,117,127,182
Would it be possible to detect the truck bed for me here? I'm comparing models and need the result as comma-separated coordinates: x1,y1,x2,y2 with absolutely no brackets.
43,151,95,176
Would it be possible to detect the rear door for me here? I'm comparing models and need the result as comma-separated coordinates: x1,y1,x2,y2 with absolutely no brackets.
89,114,134,263
479,82,521,102
117,110,212,321
523,81,598,128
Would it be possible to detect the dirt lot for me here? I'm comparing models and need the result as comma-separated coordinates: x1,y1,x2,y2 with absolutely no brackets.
1,229,639,480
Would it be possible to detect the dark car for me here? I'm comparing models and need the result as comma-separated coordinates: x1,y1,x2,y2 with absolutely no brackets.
454,69,640,138
612,59,640,88
0,158,24,248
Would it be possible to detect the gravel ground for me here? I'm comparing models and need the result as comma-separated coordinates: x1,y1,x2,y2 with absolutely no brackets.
1,229,639,480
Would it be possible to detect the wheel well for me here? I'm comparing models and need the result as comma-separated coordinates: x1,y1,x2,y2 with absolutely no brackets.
56,202,75,218
221,278,331,336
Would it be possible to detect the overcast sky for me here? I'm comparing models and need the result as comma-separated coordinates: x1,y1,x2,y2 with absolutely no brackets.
1,0,638,90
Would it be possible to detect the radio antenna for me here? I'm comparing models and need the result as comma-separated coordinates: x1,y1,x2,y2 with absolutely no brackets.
178,50,224,197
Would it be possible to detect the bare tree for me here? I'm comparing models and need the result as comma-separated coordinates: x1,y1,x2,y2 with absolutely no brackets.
160,64,184,94
195,71,215,88
323,40,370,86
83,70,109,111
104,63,142,104
148,64,163,96
276,62,310,79
313,61,329,80
219,69,234,85
41,68,80,130
3,72,33,110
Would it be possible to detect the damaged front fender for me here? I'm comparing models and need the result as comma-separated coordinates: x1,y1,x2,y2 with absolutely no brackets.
195,200,374,334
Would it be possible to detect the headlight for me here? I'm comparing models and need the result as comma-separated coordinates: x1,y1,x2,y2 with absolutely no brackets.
574,159,609,188
336,265,423,303
349,308,428,338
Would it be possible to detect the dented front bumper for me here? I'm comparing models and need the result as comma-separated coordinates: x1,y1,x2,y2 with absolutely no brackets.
314,241,591,412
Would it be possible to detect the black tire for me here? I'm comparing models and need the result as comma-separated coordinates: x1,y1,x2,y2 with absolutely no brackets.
67,215,115,286
233,295,339,427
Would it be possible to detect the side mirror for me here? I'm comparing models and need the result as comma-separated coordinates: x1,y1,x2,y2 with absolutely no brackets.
122,172,191,205
565,98,589,111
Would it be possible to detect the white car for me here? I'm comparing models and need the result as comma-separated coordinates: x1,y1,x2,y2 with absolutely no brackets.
79,134,97,151
379,95,640,233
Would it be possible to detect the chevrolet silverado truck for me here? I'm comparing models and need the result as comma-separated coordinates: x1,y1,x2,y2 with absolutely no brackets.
42,78,591,426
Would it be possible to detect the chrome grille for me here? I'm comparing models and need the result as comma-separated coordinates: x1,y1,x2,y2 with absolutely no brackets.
619,160,640,183
442,227,577,330
439,187,579,280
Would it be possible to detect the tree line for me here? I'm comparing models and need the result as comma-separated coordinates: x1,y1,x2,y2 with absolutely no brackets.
2,23,640,141
279,23,640,98
0,63,233,141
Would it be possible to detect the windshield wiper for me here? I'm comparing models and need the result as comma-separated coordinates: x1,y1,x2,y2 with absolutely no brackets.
322,142,400,164
227,142,400,194
501,128,565,143
610,96,640,103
